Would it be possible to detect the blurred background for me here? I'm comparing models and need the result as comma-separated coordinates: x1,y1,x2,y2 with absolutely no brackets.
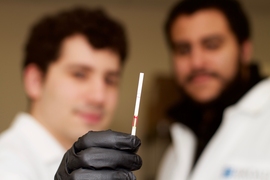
0,0,270,179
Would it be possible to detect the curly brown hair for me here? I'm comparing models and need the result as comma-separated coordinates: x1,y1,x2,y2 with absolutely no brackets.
23,7,128,74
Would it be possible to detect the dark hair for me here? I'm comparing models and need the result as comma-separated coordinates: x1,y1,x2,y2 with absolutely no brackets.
23,7,127,73
165,0,250,47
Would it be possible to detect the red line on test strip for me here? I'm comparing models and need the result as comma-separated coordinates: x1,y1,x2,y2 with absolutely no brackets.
133,116,138,127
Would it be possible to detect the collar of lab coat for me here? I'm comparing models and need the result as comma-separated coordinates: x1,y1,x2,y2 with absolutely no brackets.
11,112,66,165
233,77,270,115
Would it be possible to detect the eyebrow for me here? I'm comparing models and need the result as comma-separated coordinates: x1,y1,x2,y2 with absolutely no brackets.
66,64,92,71
65,64,93,71
106,71,121,77
65,64,121,76
171,40,191,49
172,34,224,45
201,34,224,44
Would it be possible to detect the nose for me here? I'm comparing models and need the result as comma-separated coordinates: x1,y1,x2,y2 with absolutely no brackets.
85,77,106,106
189,47,205,70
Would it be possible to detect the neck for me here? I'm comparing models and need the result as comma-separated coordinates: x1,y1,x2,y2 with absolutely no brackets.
167,63,263,166
168,63,263,125
29,105,73,150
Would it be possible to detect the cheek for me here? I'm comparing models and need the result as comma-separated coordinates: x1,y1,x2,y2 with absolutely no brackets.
208,46,239,81
105,89,119,112
173,57,190,83
44,77,80,107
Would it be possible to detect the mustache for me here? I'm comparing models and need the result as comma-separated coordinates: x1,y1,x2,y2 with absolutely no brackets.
185,70,224,83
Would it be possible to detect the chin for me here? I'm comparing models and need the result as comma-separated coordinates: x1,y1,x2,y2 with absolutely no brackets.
190,92,220,105
87,124,109,132
186,84,221,103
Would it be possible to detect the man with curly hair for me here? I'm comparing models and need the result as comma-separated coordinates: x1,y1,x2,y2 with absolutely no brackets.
0,7,141,180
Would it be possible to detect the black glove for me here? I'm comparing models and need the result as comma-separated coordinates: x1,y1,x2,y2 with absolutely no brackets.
54,130,142,180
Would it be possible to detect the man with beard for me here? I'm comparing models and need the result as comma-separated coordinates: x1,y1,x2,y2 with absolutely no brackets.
157,0,270,180
0,7,141,180
55,0,270,180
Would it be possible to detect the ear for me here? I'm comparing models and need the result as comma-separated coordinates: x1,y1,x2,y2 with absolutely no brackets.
23,64,44,101
240,40,253,65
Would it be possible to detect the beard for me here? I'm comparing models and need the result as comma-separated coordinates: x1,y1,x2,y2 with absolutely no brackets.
177,59,250,108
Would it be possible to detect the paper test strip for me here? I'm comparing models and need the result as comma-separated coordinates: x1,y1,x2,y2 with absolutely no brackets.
131,73,144,136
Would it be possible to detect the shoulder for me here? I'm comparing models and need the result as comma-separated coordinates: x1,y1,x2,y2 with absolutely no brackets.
0,127,40,180
156,144,176,180
0,146,37,180
231,78,270,115
0,124,29,154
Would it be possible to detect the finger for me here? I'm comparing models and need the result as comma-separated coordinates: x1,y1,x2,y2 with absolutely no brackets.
68,147,142,171
74,130,141,153
69,169,136,180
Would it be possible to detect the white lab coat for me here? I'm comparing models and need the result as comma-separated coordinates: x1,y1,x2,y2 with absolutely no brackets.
157,77,270,180
0,113,65,180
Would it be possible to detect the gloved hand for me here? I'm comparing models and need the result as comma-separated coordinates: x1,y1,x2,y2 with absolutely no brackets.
54,130,142,180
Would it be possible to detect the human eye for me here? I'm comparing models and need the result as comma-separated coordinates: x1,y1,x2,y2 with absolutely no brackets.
173,43,191,56
105,75,119,87
205,41,220,50
203,37,223,50
72,71,87,80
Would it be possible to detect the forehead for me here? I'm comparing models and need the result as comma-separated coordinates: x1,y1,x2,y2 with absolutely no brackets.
56,34,121,71
171,8,233,41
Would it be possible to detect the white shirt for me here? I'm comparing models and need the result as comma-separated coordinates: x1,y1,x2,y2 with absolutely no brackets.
0,113,66,180
157,77,270,180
